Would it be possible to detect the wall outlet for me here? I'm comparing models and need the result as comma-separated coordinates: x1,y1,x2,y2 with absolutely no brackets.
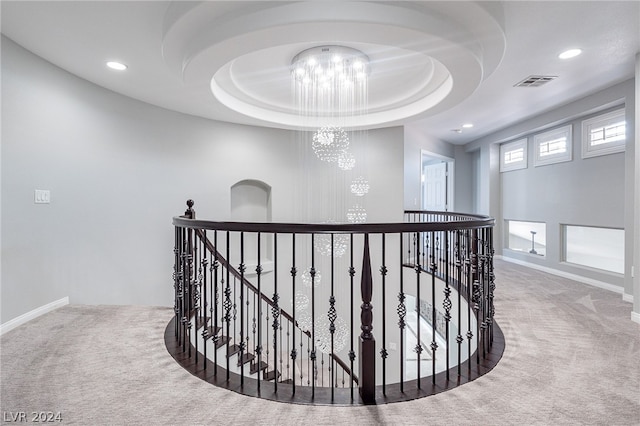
34,189,50,204
389,342,397,351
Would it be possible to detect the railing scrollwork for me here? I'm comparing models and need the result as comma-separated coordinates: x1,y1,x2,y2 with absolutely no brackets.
166,201,504,405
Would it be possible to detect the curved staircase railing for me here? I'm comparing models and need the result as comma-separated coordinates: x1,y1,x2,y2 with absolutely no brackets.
167,200,503,405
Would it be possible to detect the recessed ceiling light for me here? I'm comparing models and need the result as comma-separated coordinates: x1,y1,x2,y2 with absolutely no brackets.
106,61,128,71
462,123,474,128
558,49,582,60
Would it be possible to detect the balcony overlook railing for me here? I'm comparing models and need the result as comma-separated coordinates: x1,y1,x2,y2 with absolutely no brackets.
166,200,503,405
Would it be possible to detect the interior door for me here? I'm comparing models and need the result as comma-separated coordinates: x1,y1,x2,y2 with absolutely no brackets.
423,162,448,211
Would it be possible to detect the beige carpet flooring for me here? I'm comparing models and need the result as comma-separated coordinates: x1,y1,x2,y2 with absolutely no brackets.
1,259,639,425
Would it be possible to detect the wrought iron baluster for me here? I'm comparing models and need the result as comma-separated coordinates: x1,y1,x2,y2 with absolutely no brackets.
430,231,438,385
398,233,406,392
173,226,180,340
255,232,262,391
202,232,208,368
186,227,194,358
310,234,316,398
194,238,201,364
380,233,388,395
271,233,279,392
348,233,356,400
290,233,297,395
467,230,478,370
169,202,498,405
488,228,496,349
328,233,336,399
443,231,451,380
212,231,219,376
455,230,463,377
414,231,422,388
224,232,232,380
239,232,246,384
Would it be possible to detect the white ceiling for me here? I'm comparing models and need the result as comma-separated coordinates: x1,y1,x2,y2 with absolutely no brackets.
1,1,639,144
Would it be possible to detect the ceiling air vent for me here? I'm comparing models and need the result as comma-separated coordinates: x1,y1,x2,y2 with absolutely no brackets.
513,75,558,87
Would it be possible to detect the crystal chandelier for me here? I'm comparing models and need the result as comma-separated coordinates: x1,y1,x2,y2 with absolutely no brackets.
296,311,313,333
337,151,356,170
301,266,321,288
347,204,367,223
291,45,370,91
314,222,349,257
316,315,349,354
350,176,370,197
312,125,349,162
291,293,309,312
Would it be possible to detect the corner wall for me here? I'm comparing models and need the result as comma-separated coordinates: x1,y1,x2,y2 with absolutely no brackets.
0,37,405,324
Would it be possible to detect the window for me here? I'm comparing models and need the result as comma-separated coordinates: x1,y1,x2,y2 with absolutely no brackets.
506,220,546,256
500,139,527,172
563,225,624,274
534,125,572,166
582,109,626,158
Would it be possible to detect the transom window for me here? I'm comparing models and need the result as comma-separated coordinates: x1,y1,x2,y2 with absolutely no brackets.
500,138,527,172
538,137,567,157
534,125,572,166
582,109,626,158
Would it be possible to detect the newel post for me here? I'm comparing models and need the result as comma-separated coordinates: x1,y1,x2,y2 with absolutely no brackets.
184,199,195,219
359,233,376,403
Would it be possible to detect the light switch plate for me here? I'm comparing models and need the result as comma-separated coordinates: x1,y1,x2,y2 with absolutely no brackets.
34,189,51,204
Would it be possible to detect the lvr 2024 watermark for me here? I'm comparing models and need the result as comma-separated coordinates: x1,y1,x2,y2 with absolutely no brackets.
2,412,62,423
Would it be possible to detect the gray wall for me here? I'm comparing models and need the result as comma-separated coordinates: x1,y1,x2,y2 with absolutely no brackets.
463,79,635,293
1,38,405,323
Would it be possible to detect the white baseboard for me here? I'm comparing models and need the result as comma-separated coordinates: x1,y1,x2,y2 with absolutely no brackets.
0,297,69,336
623,293,634,303
632,311,640,325
497,256,623,295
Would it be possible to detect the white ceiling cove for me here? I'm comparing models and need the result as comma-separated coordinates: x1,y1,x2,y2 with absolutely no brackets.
1,1,639,144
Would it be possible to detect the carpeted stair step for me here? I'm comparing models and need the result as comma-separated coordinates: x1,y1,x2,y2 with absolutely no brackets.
279,378,294,385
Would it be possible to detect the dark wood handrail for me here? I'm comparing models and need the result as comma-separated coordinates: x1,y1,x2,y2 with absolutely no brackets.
173,211,494,235
172,201,499,403
331,353,358,384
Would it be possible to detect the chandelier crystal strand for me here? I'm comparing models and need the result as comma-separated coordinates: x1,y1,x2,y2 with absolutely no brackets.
350,176,370,197
346,204,367,223
312,125,349,162
314,223,349,258
291,45,370,126
301,266,321,288
291,293,309,312
337,151,356,170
